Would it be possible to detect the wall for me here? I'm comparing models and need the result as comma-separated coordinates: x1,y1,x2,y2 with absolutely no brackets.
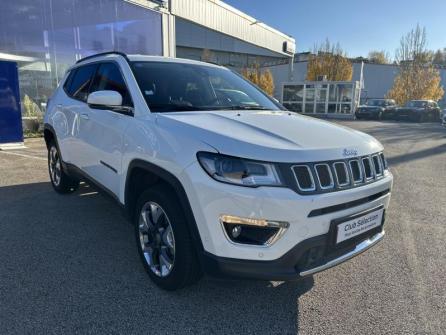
267,61,446,105
171,0,295,57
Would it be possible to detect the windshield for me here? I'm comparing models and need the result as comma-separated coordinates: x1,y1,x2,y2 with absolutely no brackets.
131,61,282,112
366,99,388,107
405,100,427,108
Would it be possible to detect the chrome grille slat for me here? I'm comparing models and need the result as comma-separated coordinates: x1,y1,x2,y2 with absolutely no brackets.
292,165,316,191
362,157,374,180
292,153,387,194
333,162,350,187
314,163,334,189
372,154,383,176
349,159,363,184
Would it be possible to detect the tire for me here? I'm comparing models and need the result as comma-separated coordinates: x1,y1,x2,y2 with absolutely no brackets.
135,185,202,290
48,141,79,193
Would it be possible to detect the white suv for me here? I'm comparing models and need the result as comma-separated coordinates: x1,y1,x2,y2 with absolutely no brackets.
44,52,393,290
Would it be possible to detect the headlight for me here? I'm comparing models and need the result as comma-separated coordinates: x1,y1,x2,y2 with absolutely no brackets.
197,152,283,187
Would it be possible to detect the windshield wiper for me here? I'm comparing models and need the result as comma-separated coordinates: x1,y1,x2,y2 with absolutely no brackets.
148,103,207,112
211,105,270,111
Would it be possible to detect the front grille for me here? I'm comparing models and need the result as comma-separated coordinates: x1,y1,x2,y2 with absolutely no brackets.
314,164,334,189
333,162,349,186
292,152,387,194
349,160,362,183
362,157,373,180
293,165,315,191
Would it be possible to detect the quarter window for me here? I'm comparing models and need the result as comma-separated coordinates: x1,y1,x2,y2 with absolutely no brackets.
66,64,97,101
90,63,132,106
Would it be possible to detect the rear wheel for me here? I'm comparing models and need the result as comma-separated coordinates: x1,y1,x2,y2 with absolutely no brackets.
48,142,79,193
135,186,202,290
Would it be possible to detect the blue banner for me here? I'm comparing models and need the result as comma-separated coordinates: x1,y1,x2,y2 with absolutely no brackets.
0,61,23,144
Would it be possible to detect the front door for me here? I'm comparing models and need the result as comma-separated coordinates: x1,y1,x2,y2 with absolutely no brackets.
78,62,133,196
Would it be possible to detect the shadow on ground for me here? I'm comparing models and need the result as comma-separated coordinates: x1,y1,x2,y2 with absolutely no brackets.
0,182,313,334
354,121,446,145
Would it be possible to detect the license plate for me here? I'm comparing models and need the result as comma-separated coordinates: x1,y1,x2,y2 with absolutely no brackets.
336,208,384,244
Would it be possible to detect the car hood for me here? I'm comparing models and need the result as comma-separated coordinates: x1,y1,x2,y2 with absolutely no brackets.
156,110,383,162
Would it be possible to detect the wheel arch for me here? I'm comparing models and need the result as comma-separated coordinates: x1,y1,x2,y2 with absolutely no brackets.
43,123,65,163
125,159,204,253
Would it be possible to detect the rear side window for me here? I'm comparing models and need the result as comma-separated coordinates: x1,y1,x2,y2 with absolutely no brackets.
90,63,132,106
66,64,97,101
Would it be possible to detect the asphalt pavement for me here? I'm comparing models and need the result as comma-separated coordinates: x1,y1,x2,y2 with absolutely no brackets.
0,121,445,335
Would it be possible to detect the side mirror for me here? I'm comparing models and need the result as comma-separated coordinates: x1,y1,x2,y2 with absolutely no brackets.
87,90,122,107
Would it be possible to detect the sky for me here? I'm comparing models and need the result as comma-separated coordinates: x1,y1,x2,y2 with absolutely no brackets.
223,0,446,59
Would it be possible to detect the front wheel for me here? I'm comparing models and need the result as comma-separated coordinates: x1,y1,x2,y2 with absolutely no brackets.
48,142,79,193
135,186,202,290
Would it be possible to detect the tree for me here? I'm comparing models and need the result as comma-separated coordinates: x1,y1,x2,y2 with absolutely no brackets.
306,39,353,81
368,50,390,64
395,24,431,64
432,48,446,66
241,65,275,96
386,65,444,105
387,25,444,105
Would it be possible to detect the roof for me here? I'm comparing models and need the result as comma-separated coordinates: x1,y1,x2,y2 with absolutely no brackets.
73,52,224,69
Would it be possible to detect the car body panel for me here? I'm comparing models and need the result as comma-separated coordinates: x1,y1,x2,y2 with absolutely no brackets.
44,53,393,273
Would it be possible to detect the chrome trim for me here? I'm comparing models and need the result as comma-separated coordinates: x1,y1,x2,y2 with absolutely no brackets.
333,162,350,187
219,216,289,248
372,154,383,177
300,231,385,277
292,165,316,191
314,163,335,189
349,159,363,184
362,157,374,181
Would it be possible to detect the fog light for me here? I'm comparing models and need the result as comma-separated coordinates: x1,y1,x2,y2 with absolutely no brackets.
220,215,289,246
232,225,242,238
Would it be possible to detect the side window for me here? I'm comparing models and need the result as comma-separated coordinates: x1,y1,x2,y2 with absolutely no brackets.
66,64,97,102
63,70,75,92
90,63,132,107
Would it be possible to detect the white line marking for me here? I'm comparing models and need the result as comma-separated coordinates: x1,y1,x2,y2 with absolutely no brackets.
0,150,46,161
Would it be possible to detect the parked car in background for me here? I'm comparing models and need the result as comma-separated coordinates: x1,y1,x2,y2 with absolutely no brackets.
442,109,446,126
396,100,441,122
355,99,397,120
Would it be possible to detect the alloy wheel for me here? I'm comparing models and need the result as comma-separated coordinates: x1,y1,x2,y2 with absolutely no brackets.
138,201,176,277
49,146,61,187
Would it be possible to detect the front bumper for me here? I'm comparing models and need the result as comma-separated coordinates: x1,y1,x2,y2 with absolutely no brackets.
202,230,385,280
181,161,393,277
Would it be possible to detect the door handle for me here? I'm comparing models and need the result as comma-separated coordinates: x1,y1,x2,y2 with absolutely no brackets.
80,113,90,120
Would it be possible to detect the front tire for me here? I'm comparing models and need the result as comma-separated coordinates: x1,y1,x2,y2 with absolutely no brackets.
135,186,202,290
48,142,79,193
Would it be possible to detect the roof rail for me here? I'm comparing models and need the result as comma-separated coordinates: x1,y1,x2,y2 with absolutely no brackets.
75,51,130,64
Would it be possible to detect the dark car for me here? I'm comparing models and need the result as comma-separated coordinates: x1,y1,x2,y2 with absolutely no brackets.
355,99,397,120
395,100,441,122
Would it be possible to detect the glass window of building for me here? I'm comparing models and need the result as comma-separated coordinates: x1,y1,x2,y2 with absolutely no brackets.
0,0,162,117
282,81,359,117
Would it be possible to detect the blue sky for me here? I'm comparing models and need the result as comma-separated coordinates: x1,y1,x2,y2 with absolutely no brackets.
224,0,446,59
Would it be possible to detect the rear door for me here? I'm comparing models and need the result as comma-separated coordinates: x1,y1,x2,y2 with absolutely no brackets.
77,62,133,196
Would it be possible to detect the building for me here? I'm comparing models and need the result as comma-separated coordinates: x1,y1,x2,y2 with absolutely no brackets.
267,57,446,118
0,0,295,116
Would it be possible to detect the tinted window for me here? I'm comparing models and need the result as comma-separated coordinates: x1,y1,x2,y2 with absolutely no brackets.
66,64,97,101
63,70,75,92
131,61,281,113
90,63,132,106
